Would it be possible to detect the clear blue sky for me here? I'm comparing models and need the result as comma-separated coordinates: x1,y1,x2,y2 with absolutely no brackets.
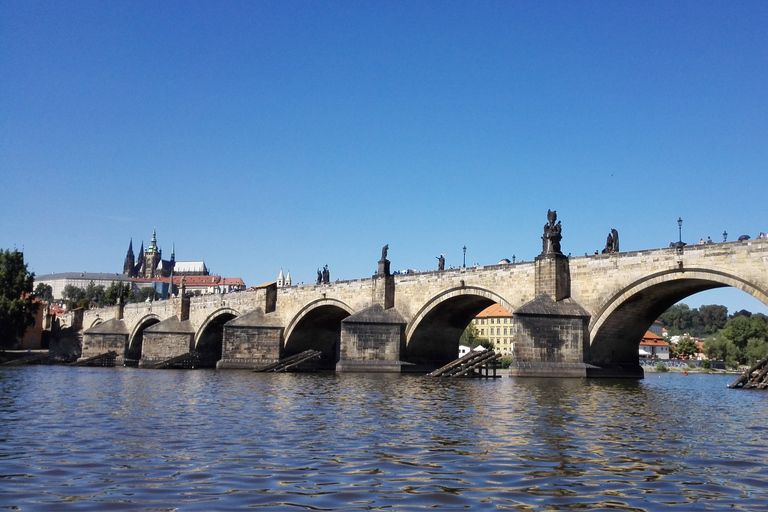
2,1,766,315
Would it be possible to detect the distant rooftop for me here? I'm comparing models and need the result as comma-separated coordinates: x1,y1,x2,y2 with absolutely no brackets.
35,272,131,282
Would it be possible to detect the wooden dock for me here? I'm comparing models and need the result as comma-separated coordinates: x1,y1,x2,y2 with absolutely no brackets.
728,354,768,389
253,350,322,372
147,352,199,369
70,351,117,367
428,349,502,378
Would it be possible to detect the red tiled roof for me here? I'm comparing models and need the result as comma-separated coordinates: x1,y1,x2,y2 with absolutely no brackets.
131,275,245,286
640,331,669,347
476,303,512,318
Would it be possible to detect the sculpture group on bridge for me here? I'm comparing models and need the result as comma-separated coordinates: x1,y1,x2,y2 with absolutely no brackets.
316,265,330,284
541,209,563,255
602,229,620,254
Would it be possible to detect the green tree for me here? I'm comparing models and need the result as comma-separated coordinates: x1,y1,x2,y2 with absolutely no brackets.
138,286,160,302
33,282,54,302
62,284,86,303
658,303,730,337
703,334,729,362
83,281,106,307
658,303,692,335
720,315,768,352
0,249,39,349
103,282,132,305
698,305,728,334
459,323,493,350
674,336,699,359
459,323,479,346
744,337,768,365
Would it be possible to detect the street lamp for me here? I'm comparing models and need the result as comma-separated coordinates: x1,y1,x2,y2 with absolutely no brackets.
462,246,466,268
512,254,516,264
675,217,685,252
723,230,728,242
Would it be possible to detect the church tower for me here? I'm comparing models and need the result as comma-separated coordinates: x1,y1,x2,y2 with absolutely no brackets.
277,269,285,288
143,229,162,278
123,239,136,277
285,271,291,287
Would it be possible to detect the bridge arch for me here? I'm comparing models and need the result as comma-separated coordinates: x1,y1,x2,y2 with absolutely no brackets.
405,286,515,367
127,314,162,365
195,308,241,368
284,298,355,369
588,268,768,367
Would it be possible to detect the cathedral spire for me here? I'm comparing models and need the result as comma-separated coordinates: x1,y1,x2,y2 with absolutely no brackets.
123,238,136,276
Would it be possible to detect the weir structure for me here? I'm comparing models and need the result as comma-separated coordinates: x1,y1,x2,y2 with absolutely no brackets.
75,213,768,378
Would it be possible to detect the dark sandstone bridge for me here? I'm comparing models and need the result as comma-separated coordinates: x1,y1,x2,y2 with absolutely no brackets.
74,232,768,378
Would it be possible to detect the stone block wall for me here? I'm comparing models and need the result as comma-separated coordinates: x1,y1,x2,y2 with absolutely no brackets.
337,322,405,372
81,333,128,358
139,332,194,366
218,325,283,369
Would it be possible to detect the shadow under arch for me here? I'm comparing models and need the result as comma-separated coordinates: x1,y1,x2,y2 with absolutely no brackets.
405,286,515,368
283,298,354,370
195,307,240,368
588,268,768,367
127,314,161,365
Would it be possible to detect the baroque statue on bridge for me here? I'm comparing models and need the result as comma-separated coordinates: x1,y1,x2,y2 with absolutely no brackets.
602,228,620,254
378,244,391,277
322,264,330,284
541,209,563,255
436,254,445,271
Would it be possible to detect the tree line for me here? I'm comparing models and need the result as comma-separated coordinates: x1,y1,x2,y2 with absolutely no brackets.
659,303,768,367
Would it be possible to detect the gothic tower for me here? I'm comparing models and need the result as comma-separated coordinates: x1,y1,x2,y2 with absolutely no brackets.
123,239,136,277
143,229,162,278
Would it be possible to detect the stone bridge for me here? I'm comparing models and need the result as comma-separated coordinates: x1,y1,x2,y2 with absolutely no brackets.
77,236,768,378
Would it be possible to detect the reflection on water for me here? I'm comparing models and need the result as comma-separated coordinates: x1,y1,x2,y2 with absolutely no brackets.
1,367,767,511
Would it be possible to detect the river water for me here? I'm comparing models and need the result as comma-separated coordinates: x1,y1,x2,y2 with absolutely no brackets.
1,366,767,511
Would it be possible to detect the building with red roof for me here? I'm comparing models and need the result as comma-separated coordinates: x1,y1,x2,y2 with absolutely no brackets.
639,331,670,360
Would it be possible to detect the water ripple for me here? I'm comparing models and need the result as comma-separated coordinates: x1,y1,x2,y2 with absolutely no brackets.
1,367,766,510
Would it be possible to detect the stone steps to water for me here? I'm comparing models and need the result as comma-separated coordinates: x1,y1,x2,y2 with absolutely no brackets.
253,350,322,372
428,349,501,378
728,354,768,389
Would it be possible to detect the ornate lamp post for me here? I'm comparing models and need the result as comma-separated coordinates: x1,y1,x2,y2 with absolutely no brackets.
512,254,516,264
723,230,728,242
462,246,466,268
675,217,685,253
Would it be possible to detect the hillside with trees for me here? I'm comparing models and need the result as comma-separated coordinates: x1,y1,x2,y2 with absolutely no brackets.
658,302,768,367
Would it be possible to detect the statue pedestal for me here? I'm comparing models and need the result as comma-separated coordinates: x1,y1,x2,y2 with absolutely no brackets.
373,259,394,309
535,253,570,301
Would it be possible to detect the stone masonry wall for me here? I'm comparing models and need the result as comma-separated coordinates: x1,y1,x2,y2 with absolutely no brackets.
219,325,283,369
140,332,194,365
